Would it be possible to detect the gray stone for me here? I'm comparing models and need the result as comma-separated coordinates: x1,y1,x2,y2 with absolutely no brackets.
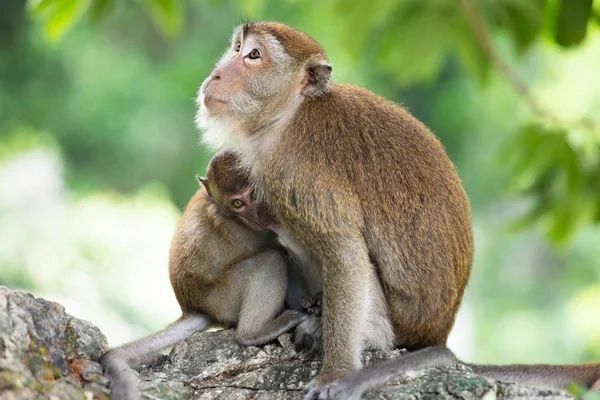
0,287,576,399
0,286,110,400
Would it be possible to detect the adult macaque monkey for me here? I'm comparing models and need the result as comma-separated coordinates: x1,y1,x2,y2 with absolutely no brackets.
101,150,309,400
196,22,600,399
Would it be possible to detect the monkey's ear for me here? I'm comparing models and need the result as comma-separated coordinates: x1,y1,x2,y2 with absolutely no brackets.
301,61,332,98
196,174,212,196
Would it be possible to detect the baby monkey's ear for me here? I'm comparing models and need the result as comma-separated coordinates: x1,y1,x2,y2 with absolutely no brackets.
196,175,212,197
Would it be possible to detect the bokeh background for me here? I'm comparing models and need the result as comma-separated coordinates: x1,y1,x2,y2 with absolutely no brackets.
1,0,599,371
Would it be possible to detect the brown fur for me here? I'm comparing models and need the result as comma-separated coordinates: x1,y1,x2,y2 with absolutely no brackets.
243,21,326,64
198,22,599,397
169,150,300,326
200,21,472,387
101,151,308,400
267,83,473,347
169,188,274,323
236,21,471,357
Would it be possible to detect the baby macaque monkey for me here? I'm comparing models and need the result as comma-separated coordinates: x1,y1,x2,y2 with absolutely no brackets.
100,150,309,400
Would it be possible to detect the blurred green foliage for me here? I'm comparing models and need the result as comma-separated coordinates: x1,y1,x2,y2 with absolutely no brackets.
1,0,599,366
20,0,600,246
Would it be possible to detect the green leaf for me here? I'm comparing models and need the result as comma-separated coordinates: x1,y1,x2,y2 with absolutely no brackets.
28,0,58,17
592,5,600,26
141,0,183,38
495,0,545,52
333,0,398,61
89,0,115,22
547,191,595,247
502,123,559,193
504,196,550,234
502,121,600,247
44,0,82,41
554,0,593,47
453,5,490,85
377,3,454,84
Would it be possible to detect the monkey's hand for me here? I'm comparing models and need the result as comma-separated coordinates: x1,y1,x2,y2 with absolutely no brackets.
300,292,323,317
304,370,361,400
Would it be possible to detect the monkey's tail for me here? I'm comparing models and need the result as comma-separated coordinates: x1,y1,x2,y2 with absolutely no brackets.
100,313,212,400
466,362,600,391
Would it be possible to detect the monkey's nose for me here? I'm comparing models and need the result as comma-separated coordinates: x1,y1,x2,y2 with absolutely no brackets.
211,71,221,81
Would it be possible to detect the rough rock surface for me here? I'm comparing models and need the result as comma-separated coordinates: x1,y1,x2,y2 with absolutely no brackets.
0,286,109,400
0,287,575,399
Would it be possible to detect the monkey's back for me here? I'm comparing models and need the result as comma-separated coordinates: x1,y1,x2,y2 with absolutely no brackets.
260,83,474,347
168,188,276,326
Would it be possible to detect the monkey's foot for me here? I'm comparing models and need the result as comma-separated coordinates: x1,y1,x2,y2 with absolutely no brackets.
293,313,323,353
305,371,360,400
300,292,323,317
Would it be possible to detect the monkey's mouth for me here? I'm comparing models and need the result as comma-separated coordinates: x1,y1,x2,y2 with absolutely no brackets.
204,94,227,105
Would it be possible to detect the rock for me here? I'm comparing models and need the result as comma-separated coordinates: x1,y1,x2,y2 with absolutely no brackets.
0,287,575,399
0,286,109,400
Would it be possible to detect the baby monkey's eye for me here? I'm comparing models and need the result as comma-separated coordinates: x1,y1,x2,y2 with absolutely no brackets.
234,42,241,52
232,199,244,209
248,49,261,59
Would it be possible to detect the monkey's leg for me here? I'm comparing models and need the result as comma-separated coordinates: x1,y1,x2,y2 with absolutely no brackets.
305,346,457,400
235,249,304,346
295,270,394,355
237,309,307,346
301,235,373,385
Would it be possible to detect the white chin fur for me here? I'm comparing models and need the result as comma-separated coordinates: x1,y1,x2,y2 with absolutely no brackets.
195,89,238,150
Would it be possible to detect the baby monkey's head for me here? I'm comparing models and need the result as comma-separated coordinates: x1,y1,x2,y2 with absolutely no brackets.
199,149,272,231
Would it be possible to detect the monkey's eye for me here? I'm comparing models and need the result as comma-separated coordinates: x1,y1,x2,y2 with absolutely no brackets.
248,49,261,60
234,42,241,52
232,199,244,209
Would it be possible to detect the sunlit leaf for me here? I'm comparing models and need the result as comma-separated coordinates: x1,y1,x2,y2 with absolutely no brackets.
44,0,82,42
28,0,58,17
593,3,600,26
554,0,593,47
501,121,600,247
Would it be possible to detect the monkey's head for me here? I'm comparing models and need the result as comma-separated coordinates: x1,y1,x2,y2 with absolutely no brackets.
196,21,332,149
199,150,273,231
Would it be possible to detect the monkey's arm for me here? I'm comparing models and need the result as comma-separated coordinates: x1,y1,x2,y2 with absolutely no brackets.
100,313,211,400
